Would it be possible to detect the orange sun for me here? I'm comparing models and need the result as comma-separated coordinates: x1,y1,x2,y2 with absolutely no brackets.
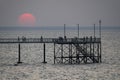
18,13,36,26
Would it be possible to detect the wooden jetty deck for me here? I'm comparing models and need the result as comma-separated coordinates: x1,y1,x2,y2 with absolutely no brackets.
0,37,101,43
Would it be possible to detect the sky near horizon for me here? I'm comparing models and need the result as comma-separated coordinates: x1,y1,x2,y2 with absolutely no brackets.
0,0,120,27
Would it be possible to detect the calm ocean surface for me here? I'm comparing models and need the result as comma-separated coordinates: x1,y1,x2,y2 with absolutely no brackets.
0,28,120,80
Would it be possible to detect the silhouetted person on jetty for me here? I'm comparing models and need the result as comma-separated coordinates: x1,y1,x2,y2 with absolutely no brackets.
18,36,20,41
22,36,26,42
41,36,43,42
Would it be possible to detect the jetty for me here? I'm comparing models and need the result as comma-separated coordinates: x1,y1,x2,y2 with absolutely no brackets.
0,20,102,65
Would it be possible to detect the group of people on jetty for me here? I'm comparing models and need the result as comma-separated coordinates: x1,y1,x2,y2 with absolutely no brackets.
17,36,97,42
17,36,43,42
18,36,26,42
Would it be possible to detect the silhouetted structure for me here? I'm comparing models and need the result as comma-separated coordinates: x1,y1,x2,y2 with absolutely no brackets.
0,21,102,65
54,36,101,64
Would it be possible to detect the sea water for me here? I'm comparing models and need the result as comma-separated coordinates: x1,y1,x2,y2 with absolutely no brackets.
0,28,120,80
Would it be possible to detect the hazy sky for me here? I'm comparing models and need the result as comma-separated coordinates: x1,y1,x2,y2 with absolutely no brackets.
0,0,120,27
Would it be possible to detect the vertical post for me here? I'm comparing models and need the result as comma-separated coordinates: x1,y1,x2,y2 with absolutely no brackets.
97,43,100,63
64,24,66,38
85,44,87,63
90,40,92,58
83,44,85,63
93,42,95,63
43,43,47,63
78,24,79,38
76,44,79,64
17,43,22,64
71,44,73,64
69,44,71,64
54,43,56,64
99,20,101,39
93,24,96,62
69,44,72,64
99,20,102,63
94,24,95,38
61,44,63,63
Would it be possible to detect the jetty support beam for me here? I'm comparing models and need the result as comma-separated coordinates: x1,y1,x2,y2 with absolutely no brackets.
18,43,22,64
42,43,47,63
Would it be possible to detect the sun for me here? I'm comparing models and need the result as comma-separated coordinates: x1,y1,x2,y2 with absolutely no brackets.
18,13,36,26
